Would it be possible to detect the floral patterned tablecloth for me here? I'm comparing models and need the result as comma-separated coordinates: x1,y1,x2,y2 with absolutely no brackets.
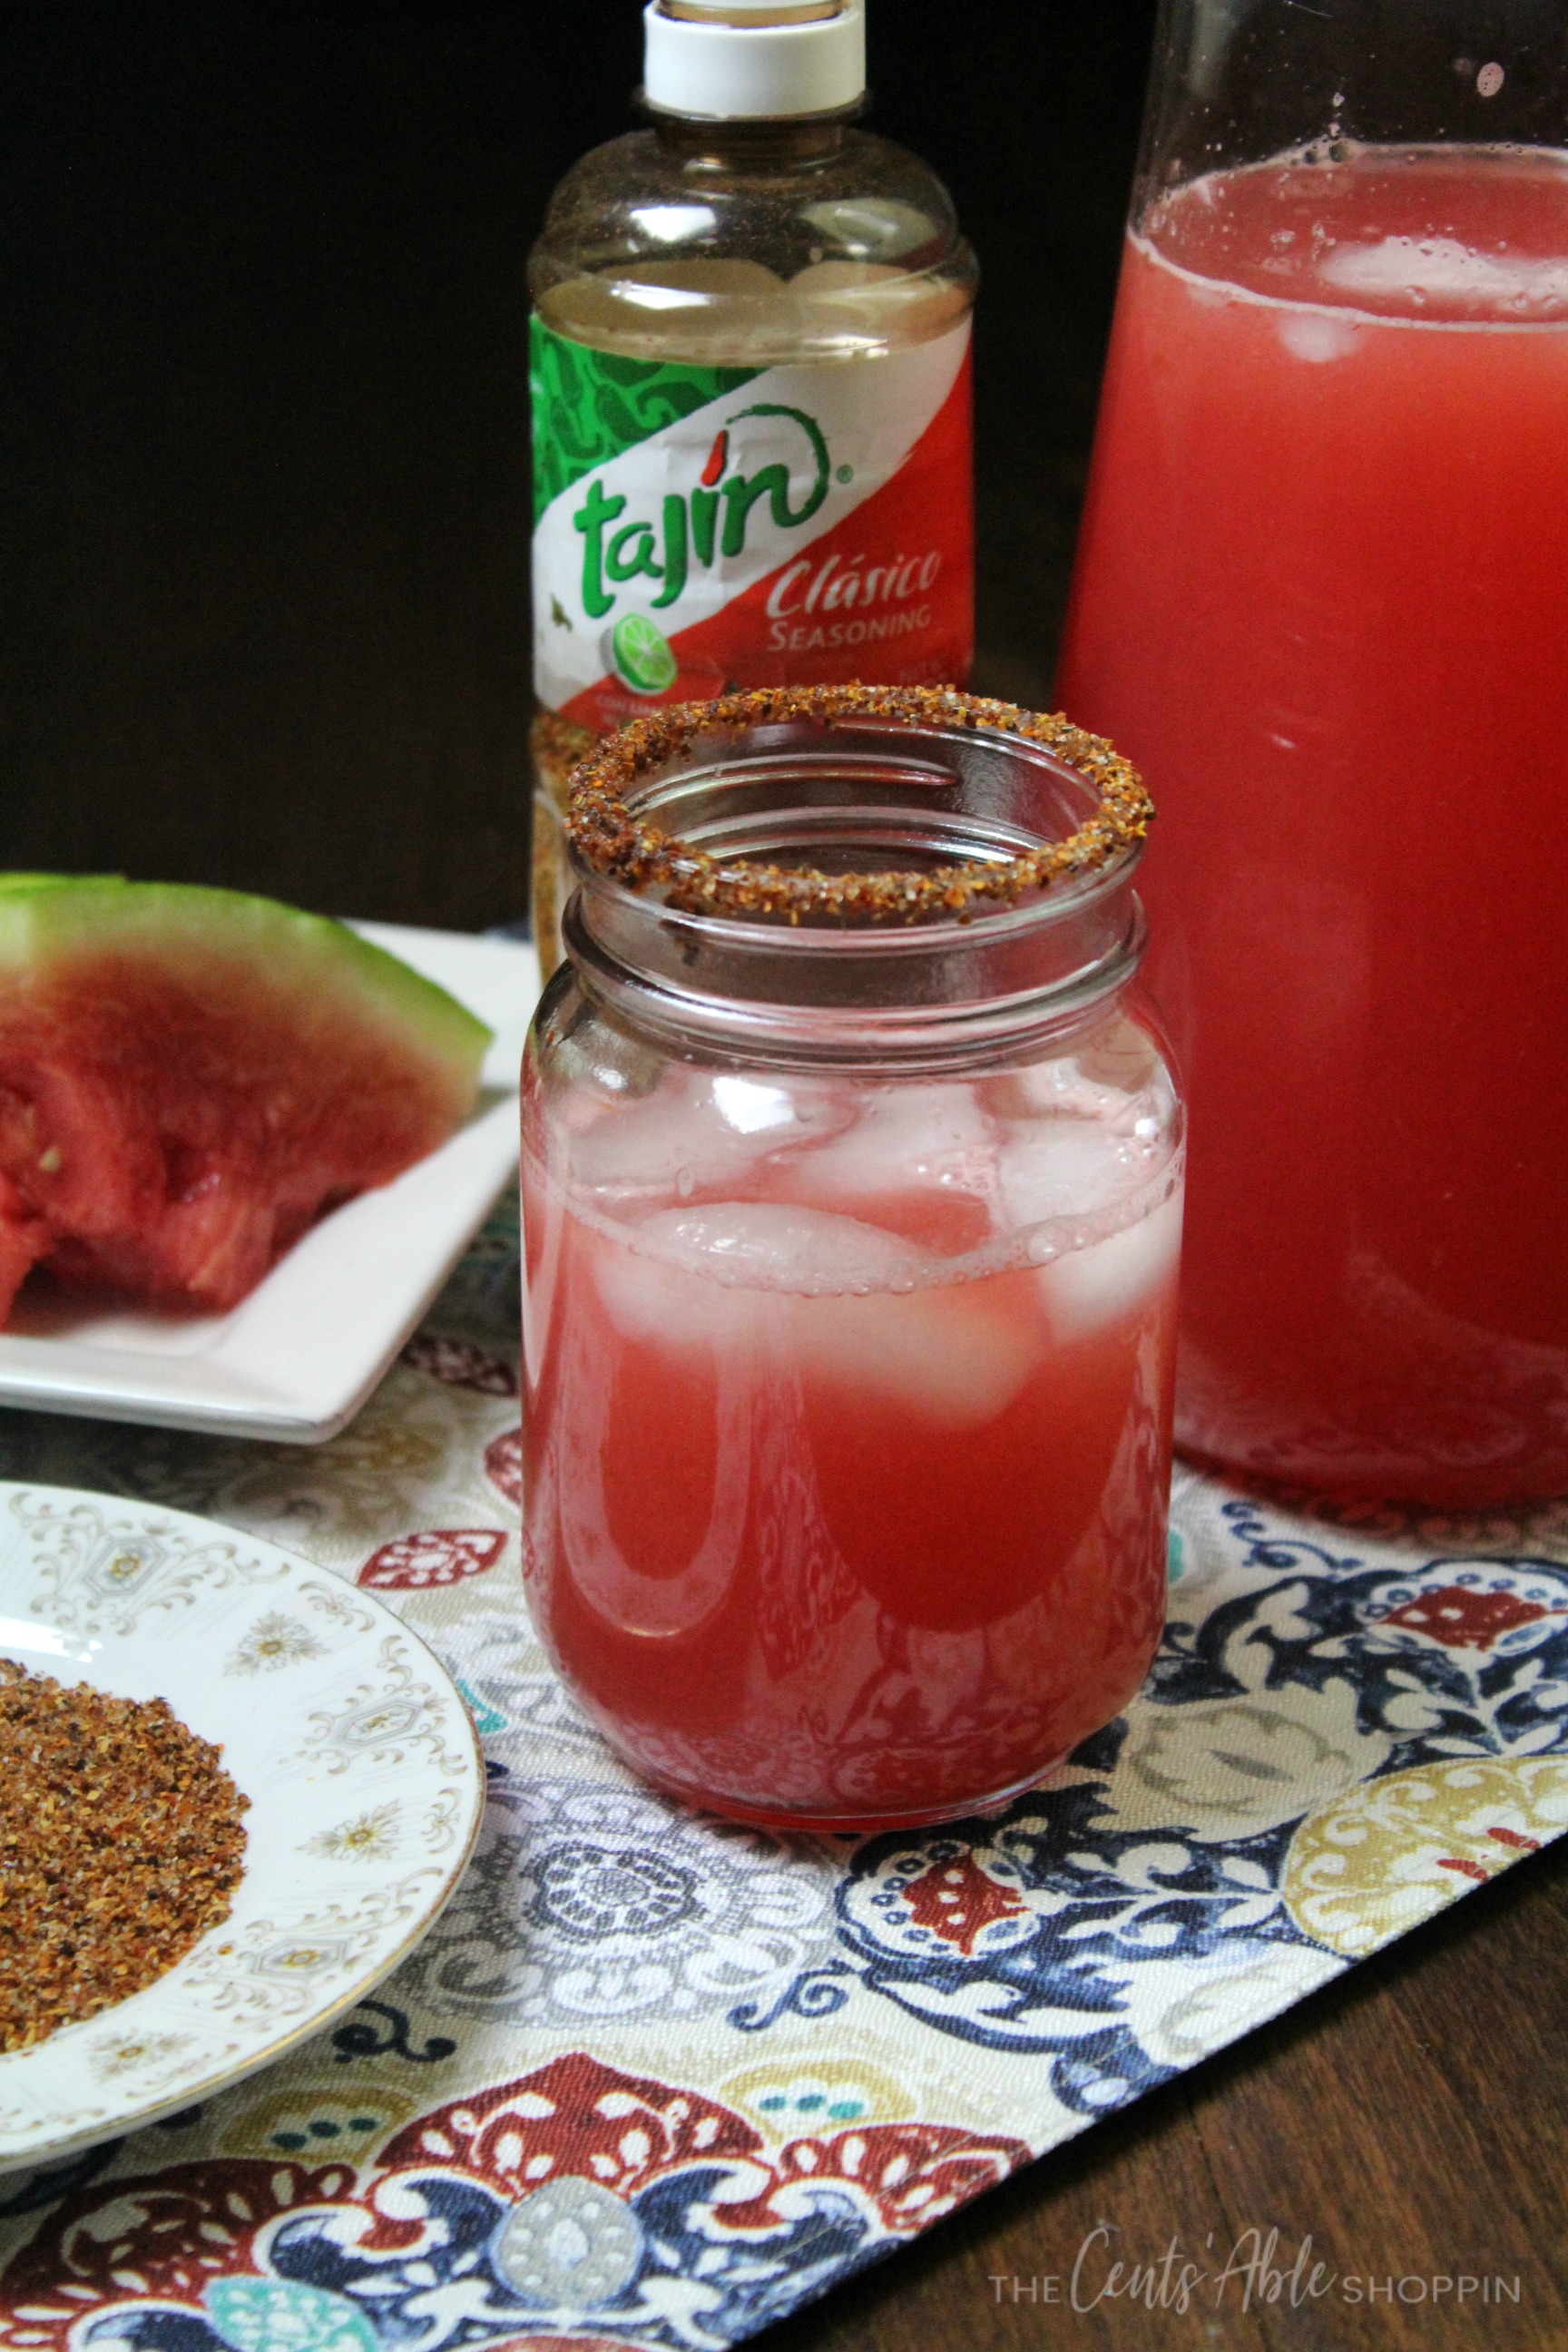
1,1191,1565,2352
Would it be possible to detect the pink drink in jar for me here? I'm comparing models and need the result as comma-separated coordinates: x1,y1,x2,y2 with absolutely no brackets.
521,689,1182,1829
1057,0,1568,1504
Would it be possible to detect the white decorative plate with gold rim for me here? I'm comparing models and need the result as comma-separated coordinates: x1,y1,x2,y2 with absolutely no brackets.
0,1484,485,2173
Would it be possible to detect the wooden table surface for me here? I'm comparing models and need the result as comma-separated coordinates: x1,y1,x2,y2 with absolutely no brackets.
3,6,1563,2343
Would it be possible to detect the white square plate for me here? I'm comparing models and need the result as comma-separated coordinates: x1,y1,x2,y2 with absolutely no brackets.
0,924,538,1443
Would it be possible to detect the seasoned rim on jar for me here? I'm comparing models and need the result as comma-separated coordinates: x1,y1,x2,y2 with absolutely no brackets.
564,683,1153,924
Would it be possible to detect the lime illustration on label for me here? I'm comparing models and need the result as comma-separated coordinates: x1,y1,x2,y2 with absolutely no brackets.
605,613,678,696
531,316,974,733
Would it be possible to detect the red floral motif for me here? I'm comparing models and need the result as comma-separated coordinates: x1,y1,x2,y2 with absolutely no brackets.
403,1334,517,1397
901,1855,1030,1955
358,1528,506,1591
1381,1585,1552,1651
1437,1857,1493,1885
369,2053,762,2229
485,1426,523,1508
1,2158,353,2318
0,2058,1030,2347
1436,1821,1545,1886
483,2342,628,2352
726,2121,1024,2233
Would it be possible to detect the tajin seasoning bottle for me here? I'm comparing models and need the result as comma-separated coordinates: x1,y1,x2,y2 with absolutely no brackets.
528,0,976,968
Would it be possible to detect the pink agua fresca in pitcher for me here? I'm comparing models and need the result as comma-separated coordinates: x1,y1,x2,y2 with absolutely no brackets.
1056,0,1568,1506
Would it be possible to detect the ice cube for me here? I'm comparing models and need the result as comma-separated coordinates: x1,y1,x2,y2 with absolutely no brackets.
797,1082,997,1210
710,1074,802,1136
985,1054,1130,1125
1319,236,1568,314
589,1199,1042,1426
642,1200,924,1294
994,1113,1147,1233
1038,1188,1183,1340
570,1067,853,1198
591,1219,762,1354
985,1016,1164,1123
1073,1018,1165,1097
789,1278,1044,1427
591,1201,923,1356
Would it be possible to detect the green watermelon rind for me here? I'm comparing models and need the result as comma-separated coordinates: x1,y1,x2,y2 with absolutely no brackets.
0,876,494,1084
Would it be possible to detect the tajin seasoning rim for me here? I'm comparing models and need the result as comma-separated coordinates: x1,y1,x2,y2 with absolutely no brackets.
564,682,1154,925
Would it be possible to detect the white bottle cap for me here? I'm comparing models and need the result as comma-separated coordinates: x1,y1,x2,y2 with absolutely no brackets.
643,0,866,121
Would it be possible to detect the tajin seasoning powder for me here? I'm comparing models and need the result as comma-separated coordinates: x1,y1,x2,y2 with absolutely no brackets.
0,1658,249,2053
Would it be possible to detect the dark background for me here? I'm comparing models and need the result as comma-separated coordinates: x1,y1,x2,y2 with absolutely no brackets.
7,24,1568,2341
0,0,1160,928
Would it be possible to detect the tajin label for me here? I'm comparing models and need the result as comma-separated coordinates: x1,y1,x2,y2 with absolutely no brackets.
531,317,972,732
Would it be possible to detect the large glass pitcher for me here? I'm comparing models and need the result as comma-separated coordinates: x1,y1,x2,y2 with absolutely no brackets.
1057,0,1568,1507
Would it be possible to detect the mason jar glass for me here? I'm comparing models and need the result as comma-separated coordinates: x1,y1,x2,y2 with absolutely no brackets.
521,685,1183,1830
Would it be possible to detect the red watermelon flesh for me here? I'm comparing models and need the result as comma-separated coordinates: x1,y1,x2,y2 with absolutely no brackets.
0,880,492,1324
0,1174,48,1310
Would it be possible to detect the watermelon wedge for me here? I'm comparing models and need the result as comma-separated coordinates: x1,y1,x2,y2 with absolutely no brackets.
0,877,492,1324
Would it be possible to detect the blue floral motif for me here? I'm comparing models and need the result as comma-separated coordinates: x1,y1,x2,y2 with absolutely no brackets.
256,2165,884,2352
833,1781,1317,2107
328,2001,456,2069
727,1961,854,2032
387,1765,838,2032
1192,1501,1568,1763
813,1504,1568,2104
